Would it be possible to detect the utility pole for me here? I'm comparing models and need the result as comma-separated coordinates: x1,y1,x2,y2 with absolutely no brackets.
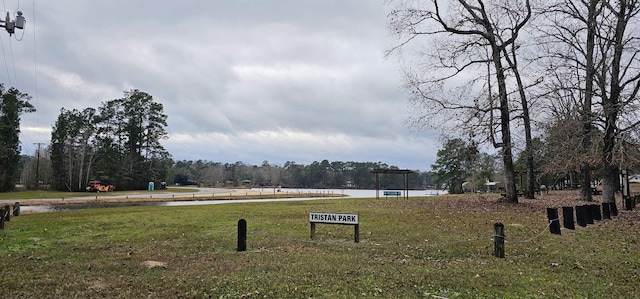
34,142,44,189
0,11,25,36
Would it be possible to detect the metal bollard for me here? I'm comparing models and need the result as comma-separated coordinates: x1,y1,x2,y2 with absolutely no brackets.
237,219,247,252
493,223,505,258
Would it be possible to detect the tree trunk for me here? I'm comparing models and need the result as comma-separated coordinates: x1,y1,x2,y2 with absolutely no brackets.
519,76,535,199
601,0,626,204
580,164,593,201
77,142,86,191
504,45,535,199
494,50,518,203
601,164,617,204
579,0,598,202
598,97,618,203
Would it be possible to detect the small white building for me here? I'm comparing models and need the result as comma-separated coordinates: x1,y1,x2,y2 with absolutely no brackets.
629,175,640,183
485,181,498,193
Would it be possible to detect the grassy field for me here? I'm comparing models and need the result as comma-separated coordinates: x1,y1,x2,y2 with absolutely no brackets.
0,191,639,298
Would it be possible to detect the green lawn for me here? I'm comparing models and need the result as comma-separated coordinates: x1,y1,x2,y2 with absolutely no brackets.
0,194,638,298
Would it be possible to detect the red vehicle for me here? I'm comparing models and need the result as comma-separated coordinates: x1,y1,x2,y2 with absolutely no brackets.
86,181,116,192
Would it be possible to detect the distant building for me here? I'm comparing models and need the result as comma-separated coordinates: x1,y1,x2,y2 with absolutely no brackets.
485,181,499,193
344,180,357,188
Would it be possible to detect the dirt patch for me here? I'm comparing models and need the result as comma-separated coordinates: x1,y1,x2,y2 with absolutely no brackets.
140,261,168,269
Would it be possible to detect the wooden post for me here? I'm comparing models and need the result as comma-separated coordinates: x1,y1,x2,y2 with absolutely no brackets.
354,224,359,243
493,223,505,258
562,206,575,230
622,169,630,198
590,204,601,221
310,222,316,240
611,201,618,216
584,204,594,224
0,208,4,229
375,172,380,199
237,219,247,252
576,205,587,227
547,208,561,235
602,203,611,220
13,202,19,216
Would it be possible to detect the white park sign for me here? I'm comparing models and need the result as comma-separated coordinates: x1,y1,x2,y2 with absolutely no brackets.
309,212,360,243
309,212,359,225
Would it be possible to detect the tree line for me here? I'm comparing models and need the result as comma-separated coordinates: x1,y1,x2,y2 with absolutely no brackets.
15,149,435,192
168,160,432,190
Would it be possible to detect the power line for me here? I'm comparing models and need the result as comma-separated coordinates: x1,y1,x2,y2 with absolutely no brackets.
34,141,43,188
31,0,39,146
0,34,12,86
7,26,17,88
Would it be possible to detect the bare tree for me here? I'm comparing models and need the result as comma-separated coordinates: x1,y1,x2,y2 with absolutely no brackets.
536,0,603,200
387,0,531,202
502,38,541,199
538,0,640,203
597,0,640,203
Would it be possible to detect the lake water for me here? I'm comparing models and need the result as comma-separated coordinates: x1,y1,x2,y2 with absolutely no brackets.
20,188,447,213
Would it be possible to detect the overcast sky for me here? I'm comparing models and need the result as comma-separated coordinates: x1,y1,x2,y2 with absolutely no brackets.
6,0,440,171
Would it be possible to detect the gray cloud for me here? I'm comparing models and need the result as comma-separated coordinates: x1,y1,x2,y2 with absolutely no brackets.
10,0,439,170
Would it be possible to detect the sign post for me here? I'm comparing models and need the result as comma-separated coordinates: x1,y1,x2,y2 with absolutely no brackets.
309,212,359,243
